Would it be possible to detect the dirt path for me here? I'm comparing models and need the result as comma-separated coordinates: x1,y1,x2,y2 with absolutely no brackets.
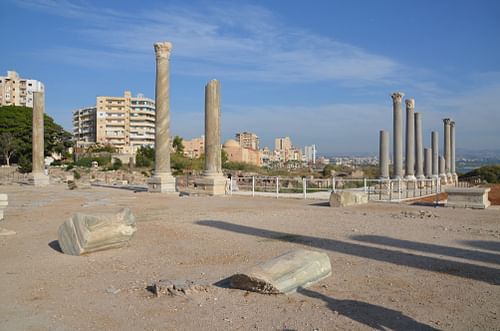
0,183,499,330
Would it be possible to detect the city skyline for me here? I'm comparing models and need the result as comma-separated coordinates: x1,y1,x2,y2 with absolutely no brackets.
1,0,499,154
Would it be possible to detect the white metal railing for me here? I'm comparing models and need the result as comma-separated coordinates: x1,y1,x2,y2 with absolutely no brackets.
228,175,447,202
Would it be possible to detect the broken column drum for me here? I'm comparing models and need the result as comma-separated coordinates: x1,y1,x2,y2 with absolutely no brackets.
391,92,405,179
405,98,416,179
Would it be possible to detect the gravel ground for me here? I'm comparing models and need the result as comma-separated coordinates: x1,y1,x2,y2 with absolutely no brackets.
0,183,499,331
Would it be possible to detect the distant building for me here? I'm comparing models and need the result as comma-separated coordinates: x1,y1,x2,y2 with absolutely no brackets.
275,136,292,152
223,139,261,166
236,131,259,150
0,71,44,107
183,135,205,159
304,144,317,164
72,91,155,154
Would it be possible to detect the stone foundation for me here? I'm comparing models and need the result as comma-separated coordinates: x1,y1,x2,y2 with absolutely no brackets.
445,187,491,209
194,176,227,196
147,174,176,193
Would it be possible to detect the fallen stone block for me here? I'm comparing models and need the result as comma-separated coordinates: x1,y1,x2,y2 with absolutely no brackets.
445,187,491,209
329,191,368,207
57,208,136,256
149,279,211,297
230,249,331,294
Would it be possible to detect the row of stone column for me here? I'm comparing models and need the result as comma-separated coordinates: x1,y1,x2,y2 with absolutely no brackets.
379,92,457,183
147,41,225,195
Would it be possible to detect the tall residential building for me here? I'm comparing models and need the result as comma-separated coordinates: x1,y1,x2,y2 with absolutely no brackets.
73,106,97,145
304,144,317,164
275,136,292,151
236,131,259,150
72,91,155,154
222,139,261,166
0,71,44,107
183,135,205,159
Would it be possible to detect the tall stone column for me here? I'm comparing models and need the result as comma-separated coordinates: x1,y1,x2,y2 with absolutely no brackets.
443,118,452,181
439,155,447,184
379,130,389,179
424,148,432,178
391,92,404,179
32,92,49,186
195,79,226,195
405,98,415,179
431,131,439,178
415,112,424,179
450,120,457,182
148,41,176,193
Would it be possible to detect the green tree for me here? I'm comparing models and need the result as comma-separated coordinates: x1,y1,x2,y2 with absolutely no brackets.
135,146,154,167
0,105,72,165
173,135,184,155
0,132,16,166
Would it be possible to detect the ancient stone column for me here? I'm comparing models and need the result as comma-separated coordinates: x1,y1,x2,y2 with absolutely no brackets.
439,155,447,184
148,41,176,193
379,130,390,179
31,92,49,186
424,148,432,178
405,99,415,179
415,112,424,179
443,118,452,181
195,79,226,195
391,92,404,179
450,120,457,182
431,131,439,178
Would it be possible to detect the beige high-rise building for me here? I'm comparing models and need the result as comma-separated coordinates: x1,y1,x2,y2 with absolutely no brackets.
222,139,261,166
0,71,44,107
72,91,155,154
236,131,259,150
183,135,205,159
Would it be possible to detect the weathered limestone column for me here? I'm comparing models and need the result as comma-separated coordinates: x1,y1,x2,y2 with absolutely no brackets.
415,112,424,179
195,79,226,195
379,130,389,179
431,131,439,178
148,41,176,193
443,118,452,182
424,148,432,178
405,99,415,179
31,92,49,186
450,120,457,182
391,92,404,179
439,155,447,184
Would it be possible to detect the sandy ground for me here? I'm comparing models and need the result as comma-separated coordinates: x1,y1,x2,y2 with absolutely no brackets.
0,183,499,331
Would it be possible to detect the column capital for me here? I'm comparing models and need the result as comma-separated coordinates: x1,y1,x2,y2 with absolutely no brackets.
443,118,452,125
391,92,405,103
154,42,172,59
450,120,455,127
405,98,415,109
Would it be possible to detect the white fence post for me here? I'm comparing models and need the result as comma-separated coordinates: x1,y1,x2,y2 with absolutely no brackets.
229,177,233,195
363,178,367,193
276,176,279,199
332,176,336,193
398,179,402,201
252,176,255,197
303,178,307,199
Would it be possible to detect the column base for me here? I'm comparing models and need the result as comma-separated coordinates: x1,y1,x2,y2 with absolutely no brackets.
447,173,453,183
405,175,417,181
452,173,458,183
31,172,50,186
194,175,227,196
439,174,448,185
148,173,177,193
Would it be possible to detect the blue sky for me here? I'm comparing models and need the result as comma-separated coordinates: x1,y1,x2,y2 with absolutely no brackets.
1,0,499,155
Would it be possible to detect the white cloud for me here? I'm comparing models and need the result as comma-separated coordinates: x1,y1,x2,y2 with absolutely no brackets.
18,0,401,84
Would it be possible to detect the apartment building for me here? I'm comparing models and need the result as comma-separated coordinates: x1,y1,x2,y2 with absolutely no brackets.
73,106,97,146
0,71,44,107
183,135,205,159
236,131,259,150
73,91,155,154
304,144,317,164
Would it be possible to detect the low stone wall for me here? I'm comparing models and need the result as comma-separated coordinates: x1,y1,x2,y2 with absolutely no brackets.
445,187,491,209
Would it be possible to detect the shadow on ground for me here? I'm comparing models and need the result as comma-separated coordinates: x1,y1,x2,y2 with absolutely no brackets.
196,220,500,285
351,235,500,265
298,288,440,330
48,240,63,253
462,240,500,253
